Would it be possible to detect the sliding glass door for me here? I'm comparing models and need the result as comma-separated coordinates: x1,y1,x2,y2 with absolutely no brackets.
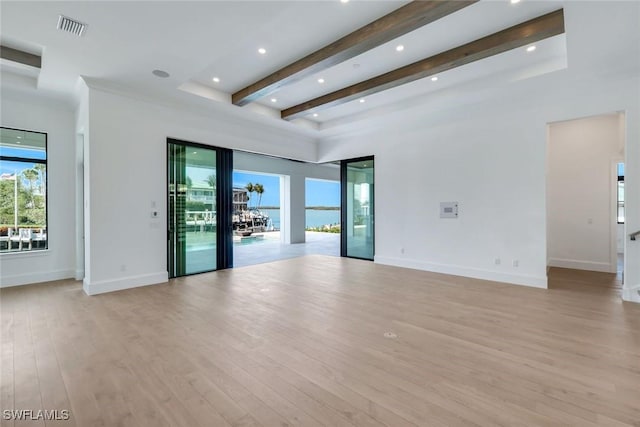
341,157,374,260
168,140,233,278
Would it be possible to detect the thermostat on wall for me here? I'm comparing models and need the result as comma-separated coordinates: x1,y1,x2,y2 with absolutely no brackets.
440,202,458,218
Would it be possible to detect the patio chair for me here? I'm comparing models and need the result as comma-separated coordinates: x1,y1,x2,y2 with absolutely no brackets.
0,229,11,250
10,228,33,250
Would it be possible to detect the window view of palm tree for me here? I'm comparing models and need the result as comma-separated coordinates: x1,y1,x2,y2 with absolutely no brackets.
0,128,48,252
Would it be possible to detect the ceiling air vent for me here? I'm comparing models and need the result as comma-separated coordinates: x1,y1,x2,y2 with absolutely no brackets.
57,15,87,37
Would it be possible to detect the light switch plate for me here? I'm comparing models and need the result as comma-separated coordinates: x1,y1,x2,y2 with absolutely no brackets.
440,202,458,219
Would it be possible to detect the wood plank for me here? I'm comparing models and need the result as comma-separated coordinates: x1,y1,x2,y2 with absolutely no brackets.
282,9,565,120
231,1,478,106
1,255,639,426
0,292,15,427
12,290,44,427
0,46,41,69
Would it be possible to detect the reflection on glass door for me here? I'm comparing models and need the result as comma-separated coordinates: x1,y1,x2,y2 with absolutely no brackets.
341,157,374,260
168,142,217,277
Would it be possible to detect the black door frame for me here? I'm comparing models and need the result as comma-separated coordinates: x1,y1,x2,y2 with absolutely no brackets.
340,155,375,260
167,138,233,278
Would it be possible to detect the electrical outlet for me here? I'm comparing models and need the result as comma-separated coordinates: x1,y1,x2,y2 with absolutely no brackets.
400,247,405,254
513,260,519,267
495,258,501,265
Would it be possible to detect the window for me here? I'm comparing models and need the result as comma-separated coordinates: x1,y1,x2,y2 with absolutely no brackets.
618,162,624,224
0,127,47,252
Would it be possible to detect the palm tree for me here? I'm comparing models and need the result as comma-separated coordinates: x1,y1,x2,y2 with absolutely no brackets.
34,164,46,196
22,169,38,208
245,182,254,208
206,174,216,192
254,183,264,208
206,174,217,211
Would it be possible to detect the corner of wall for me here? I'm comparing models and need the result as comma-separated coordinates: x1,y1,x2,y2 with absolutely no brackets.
82,271,168,296
622,285,640,303
374,256,548,289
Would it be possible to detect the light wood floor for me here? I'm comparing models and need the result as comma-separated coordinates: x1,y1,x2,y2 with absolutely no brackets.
1,256,640,426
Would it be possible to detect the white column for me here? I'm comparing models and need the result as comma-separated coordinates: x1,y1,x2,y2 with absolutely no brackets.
622,107,640,303
75,133,85,280
281,175,306,244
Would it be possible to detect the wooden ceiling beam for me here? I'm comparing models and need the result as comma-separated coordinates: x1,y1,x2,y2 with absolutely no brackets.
232,0,479,106
0,45,41,69
282,9,565,121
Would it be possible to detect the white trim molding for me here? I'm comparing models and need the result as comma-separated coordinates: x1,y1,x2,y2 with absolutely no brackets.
547,258,616,273
375,256,548,289
0,269,75,288
83,271,168,295
622,284,640,303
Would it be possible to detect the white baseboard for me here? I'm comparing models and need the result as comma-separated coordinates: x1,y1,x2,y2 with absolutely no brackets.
0,269,75,288
622,284,640,303
83,271,168,295
374,256,547,289
547,258,616,273
75,269,84,281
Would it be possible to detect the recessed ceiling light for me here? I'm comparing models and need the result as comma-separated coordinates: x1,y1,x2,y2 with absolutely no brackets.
258,48,267,55
510,0,521,4
212,77,220,83
341,0,349,3
16,136,22,139
271,98,277,103
396,45,404,52
313,113,318,117
317,78,325,84
431,76,438,81
152,69,170,78
526,45,537,52
359,98,365,103
193,151,197,154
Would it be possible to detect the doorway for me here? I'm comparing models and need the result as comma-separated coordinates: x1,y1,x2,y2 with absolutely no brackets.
546,112,625,290
341,157,375,260
617,162,625,280
167,139,233,278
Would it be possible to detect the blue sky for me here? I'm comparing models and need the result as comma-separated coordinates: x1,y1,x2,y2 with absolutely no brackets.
233,171,280,207
0,147,45,177
233,172,340,207
186,167,340,207
306,179,340,207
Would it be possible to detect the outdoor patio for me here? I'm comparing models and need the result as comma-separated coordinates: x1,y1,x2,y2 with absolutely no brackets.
234,231,340,267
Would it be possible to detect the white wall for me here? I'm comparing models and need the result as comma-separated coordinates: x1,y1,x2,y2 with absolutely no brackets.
317,72,639,291
0,90,77,287
83,85,319,295
547,113,624,273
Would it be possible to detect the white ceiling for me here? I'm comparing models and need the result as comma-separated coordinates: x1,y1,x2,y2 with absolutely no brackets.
0,1,637,136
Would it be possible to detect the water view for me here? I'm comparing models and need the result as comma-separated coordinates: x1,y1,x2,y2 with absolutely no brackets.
260,208,340,230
